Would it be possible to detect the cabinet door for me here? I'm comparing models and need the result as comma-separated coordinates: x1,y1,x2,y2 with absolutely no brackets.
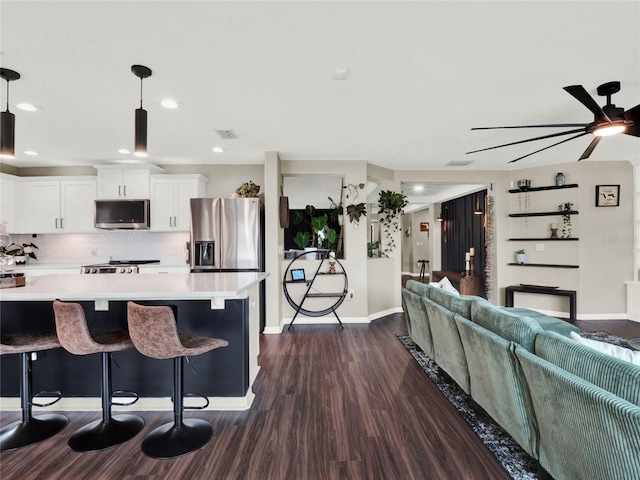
60,180,97,232
150,177,174,231
22,180,61,233
122,169,151,198
0,175,18,233
98,169,124,199
173,178,203,231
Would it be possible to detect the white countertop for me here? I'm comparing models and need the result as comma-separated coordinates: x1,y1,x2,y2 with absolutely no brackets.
0,272,269,301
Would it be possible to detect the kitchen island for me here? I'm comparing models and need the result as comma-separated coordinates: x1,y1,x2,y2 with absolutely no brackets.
0,272,268,411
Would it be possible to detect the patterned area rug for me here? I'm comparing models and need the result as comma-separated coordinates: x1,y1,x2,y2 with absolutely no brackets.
396,331,631,480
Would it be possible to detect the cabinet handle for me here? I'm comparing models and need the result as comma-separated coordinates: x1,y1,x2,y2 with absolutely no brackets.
123,185,127,197
60,218,64,229
55,218,59,229
169,216,173,227
174,216,177,227
118,185,122,197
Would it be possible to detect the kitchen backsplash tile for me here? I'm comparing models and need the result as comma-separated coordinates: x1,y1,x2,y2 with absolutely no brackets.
9,232,190,266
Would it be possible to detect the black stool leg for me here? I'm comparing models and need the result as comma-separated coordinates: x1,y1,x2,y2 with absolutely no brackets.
0,353,67,452
141,356,212,459
68,352,144,452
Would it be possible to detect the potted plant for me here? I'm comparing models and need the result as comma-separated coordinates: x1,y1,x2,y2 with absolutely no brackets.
515,248,526,264
377,190,408,257
292,205,337,259
236,181,260,198
558,202,574,238
6,242,39,264
345,202,367,224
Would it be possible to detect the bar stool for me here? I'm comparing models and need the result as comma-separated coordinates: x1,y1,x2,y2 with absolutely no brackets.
126,302,229,459
417,259,429,282
52,300,144,452
0,332,68,451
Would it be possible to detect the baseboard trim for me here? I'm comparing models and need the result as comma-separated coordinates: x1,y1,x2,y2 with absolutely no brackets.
369,307,403,321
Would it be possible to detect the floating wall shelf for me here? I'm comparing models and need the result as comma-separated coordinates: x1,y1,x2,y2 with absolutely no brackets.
508,263,579,269
509,210,578,218
509,238,579,241
508,184,579,193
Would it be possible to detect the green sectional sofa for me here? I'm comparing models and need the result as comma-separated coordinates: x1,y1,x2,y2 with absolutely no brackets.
401,280,640,480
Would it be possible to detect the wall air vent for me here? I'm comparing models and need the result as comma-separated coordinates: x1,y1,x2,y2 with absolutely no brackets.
446,160,475,167
216,129,239,139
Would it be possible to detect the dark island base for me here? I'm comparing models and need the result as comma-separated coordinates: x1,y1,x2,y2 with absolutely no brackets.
0,299,250,399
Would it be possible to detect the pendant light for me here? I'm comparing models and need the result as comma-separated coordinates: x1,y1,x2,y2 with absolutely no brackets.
474,197,483,215
131,65,152,157
0,68,21,160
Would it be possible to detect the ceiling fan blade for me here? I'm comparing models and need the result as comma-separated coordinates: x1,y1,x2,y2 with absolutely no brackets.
564,85,612,123
471,123,588,130
508,132,589,163
466,127,586,154
578,136,601,160
624,123,640,137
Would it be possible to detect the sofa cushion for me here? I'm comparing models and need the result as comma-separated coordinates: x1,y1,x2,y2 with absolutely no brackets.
470,297,543,352
516,345,640,480
503,307,579,337
455,314,538,457
401,288,434,358
536,331,640,406
405,279,433,299
422,298,470,393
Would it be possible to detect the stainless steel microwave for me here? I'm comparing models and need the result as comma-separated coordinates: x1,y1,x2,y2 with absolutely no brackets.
94,199,150,230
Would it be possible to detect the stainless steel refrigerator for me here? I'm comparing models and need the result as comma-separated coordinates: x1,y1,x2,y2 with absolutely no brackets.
190,197,263,272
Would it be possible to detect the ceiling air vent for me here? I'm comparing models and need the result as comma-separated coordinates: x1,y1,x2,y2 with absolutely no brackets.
446,160,474,167
216,129,239,139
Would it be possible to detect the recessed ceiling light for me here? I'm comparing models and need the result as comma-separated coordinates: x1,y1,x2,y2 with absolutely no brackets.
16,103,38,112
413,185,424,192
24,150,38,156
212,147,224,153
118,148,130,154
161,98,178,109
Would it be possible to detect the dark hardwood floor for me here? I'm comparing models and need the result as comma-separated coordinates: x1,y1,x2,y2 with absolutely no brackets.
1,313,639,480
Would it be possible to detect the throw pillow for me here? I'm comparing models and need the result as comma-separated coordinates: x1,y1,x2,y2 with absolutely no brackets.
570,331,640,366
436,276,460,297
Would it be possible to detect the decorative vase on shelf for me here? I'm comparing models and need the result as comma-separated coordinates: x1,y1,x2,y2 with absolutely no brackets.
515,253,526,264
13,255,27,265
556,172,565,186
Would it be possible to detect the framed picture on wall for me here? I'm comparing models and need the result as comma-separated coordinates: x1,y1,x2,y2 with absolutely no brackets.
595,185,620,207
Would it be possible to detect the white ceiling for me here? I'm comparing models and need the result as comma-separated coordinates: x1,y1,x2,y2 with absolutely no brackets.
1,1,639,171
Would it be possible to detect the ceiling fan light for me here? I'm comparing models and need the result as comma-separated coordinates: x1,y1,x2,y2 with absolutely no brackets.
0,110,16,159
593,122,626,137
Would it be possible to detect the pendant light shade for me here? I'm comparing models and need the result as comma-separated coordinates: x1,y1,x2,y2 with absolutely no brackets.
0,68,20,160
131,65,152,157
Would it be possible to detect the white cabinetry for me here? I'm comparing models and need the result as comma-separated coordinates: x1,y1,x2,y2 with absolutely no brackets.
0,173,22,233
150,174,207,231
21,177,97,233
96,165,163,199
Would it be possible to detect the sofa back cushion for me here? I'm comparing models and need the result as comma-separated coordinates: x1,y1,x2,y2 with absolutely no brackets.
470,297,542,352
401,288,434,358
454,314,538,457
422,298,470,393
535,331,640,407
405,279,432,299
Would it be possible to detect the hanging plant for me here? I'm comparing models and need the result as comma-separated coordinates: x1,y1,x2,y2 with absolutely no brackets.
377,190,408,257
558,201,574,238
345,202,367,224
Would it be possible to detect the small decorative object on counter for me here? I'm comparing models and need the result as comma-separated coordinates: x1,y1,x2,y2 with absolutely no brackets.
515,249,526,264
556,172,565,186
236,181,260,198
6,242,39,263
550,223,558,239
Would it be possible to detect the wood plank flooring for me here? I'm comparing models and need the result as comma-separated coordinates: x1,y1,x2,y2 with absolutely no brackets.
2,313,639,480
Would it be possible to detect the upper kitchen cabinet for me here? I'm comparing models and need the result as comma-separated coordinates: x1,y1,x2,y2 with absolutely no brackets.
0,173,22,233
95,164,164,199
150,174,207,231
21,177,97,233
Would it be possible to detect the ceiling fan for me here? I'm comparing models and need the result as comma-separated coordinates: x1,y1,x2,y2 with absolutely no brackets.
467,81,640,163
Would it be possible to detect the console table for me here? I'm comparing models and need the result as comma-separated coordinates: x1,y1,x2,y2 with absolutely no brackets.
504,285,576,322
431,270,482,296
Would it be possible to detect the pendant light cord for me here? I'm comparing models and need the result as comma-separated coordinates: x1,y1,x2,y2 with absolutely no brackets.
139,77,143,109
4,80,9,112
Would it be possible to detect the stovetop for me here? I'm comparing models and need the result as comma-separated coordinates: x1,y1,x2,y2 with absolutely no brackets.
107,260,160,265
80,260,160,274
